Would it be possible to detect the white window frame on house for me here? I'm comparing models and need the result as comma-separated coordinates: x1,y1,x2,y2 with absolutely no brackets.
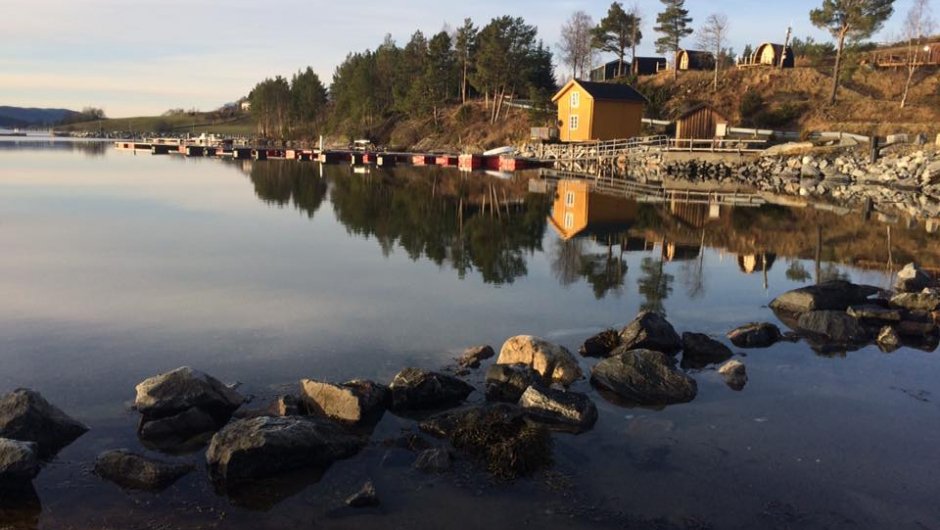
570,91,580,109
565,191,576,207
564,213,575,229
569,115,579,131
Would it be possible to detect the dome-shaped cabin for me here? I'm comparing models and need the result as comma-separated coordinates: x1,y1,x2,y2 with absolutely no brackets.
676,49,715,71
753,43,794,68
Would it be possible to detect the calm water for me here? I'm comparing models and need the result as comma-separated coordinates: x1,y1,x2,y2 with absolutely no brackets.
2,139,939,530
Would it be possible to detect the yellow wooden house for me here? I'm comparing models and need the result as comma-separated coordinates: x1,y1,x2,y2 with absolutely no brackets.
549,179,638,240
552,80,648,143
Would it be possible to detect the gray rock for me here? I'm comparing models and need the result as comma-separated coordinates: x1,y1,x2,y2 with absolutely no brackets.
718,361,747,391
485,364,542,402
877,326,901,351
681,332,733,365
579,329,622,358
206,416,363,480
135,367,243,419
890,292,940,312
458,345,496,369
138,406,220,442
770,281,879,314
388,368,474,411
796,311,867,344
727,323,781,348
620,311,682,355
301,379,388,423
497,336,582,385
345,480,380,507
895,263,931,292
0,389,89,456
94,449,193,492
847,304,902,322
0,438,40,484
517,385,597,433
413,448,451,474
590,349,698,406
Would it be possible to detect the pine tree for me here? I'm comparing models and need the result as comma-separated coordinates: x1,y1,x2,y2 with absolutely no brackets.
654,0,694,79
811,0,896,105
455,19,478,104
592,2,641,78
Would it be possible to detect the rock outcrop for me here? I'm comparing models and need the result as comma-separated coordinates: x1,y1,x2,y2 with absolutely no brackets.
718,360,747,391
497,336,582,385
485,364,542,403
458,345,495,369
388,368,474,411
727,323,782,348
590,349,697,406
94,449,193,492
579,329,622,358
769,281,878,314
0,438,40,486
0,389,88,456
301,379,388,424
517,385,597,433
135,367,243,419
681,332,733,366
619,312,682,355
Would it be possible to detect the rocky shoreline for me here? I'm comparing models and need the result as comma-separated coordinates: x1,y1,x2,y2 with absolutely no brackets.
623,144,940,221
3,262,938,509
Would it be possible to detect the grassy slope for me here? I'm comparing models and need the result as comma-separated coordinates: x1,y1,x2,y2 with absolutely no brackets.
636,65,940,136
58,113,255,135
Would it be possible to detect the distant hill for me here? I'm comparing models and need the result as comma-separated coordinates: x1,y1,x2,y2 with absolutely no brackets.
0,106,81,128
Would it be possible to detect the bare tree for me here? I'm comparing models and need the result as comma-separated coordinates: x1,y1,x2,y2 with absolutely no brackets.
628,3,644,63
559,11,596,79
697,14,730,91
900,0,935,108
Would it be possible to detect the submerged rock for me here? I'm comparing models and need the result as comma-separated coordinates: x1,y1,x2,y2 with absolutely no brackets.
579,329,622,358
388,368,474,411
727,323,782,348
591,349,697,406
497,336,582,385
485,364,542,403
413,448,452,474
890,292,940,312
94,449,193,492
681,332,733,365
419,403,527,439
0,438,40,485
135,367,243,419
0,389,89,456
796,311,868,345
517,385,597,433
458,345,496,369
718,360,747,391
619,311,682,355
895,263,931,293
345,480,380,507
877,326,901,352
138,406,220,443
770,281,878,314
301,379,388,423
206,416,363,480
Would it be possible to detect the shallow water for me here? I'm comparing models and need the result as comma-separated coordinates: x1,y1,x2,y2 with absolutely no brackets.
1,139,939,530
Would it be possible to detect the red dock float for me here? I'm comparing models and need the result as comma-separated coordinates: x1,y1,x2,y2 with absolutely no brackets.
458,154,483,170
285,149,299,160
412,154,433,166
498,156,528,172
484,156,501,170
435,155,458,167
362,153,377,164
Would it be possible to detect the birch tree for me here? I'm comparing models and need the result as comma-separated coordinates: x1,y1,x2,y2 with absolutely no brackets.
559,10,596,80
696,14,730,91
900,0,935,108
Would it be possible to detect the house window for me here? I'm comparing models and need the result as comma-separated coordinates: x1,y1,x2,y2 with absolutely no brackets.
570,91,580,109
569,115,579,131
565,191,576,207
564,213,575,229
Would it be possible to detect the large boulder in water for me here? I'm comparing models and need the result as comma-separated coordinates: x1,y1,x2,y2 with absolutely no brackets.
0,438,40,486
497,336,582,385
579,329,622,358
619,312,682,355
796,311,868,345
681,332,733,366
485,364,542,403
727,323,782,348
388,368,474,411
135,367,243,419
517,385,597,433
895,262,932,293
206,416,363,480
300,379,388,424
769,281,878,314
590,349,697,406
0,389,89,456
94,449,193,492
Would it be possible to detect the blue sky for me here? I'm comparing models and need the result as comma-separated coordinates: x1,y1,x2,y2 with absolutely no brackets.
0,0,924,117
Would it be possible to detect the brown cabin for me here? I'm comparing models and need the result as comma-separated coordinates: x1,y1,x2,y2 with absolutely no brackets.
676,50,715,71
633,57,668,75
674,103,730,148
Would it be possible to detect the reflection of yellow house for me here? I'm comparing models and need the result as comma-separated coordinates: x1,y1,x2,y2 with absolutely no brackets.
549,180,638,240
738,254,777,274
665,244,701,262
552,80,647,143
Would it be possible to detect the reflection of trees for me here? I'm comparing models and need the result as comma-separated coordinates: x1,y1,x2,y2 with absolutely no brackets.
550,236,628,299
818,263,850,283
638,257,673,315
551,238,584,286
328,170,548,285
249,161,327,218
786,260,812,282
